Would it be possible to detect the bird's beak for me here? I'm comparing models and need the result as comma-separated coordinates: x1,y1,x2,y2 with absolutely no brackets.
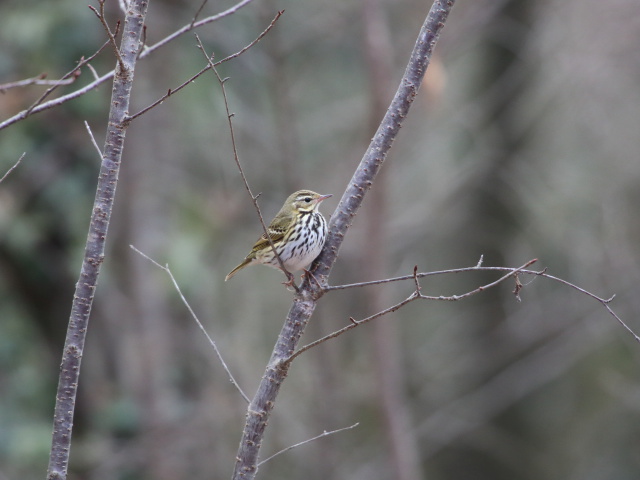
317,194,332,203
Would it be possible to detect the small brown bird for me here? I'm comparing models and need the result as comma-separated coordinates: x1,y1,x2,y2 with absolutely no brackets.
225,190,332,281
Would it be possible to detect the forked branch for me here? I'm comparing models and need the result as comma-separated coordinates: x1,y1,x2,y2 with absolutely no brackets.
0,0,258,131
288,259,537,362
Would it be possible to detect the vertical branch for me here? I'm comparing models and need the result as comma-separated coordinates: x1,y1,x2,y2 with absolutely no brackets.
46,1,150,479
231,2,456,479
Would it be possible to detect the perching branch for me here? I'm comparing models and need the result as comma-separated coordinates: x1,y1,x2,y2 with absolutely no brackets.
129,245,250,403
231,2,456,479
46,1,150,478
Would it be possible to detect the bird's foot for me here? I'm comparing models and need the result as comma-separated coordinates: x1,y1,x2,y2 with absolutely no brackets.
282,271,298,291
302,269,323,290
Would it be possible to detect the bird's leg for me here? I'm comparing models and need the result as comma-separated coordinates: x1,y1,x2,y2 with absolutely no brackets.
281,270,299,291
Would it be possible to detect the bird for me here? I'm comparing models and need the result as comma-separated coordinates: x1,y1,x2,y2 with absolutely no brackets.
225,190,332,282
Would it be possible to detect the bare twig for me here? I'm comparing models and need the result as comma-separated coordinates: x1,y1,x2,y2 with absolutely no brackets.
127,11,283,122
290,293,420,363
0,0,257,131
325,260,639,344
190,0,210,28
129,245,250,403
0,74,76,92
22,38,110,118
0,153,25,184
195,29,295,288
523,269,638,343
84,121,103,158
141,0,256,56
86,63,101,81
257,423,360,467
288,259,534,362
324,259,540,291
89,0,126,72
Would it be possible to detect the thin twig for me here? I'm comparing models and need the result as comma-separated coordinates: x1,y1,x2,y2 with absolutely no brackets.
257,423,360,467
324,259,540,291
86,63,101,81
0,0,258,131
0,153,25,184
289,293,420,363
0,74,76,92
89,0,126,72
130,245,251,403
23,38,110,118
127,11,283,122
288,259,539,362
417,259,538,302
140,0,257,57
190,0,210,28
84,121,103,158
195,30,295,289
325,259,639,345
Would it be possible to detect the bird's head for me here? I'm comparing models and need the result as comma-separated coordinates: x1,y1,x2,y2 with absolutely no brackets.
287,190,332,213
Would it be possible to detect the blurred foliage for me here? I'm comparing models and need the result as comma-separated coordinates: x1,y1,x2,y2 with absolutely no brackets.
1,0,640,479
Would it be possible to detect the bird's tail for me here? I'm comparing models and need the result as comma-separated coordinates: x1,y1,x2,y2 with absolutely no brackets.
224,258,251,281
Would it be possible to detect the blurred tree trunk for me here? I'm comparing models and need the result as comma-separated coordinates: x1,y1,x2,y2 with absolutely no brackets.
362,1,424,479
443,0,535,476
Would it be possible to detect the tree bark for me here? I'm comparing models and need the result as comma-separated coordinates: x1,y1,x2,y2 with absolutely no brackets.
46,1,150,478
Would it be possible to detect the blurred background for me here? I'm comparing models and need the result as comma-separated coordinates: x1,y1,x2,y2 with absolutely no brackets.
1,0,640,479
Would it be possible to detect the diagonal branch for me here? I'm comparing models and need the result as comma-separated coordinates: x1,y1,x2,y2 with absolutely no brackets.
0,153,26,184
0,0,258,131
126,12,283,122
231,2,456,479
130,245,250,403
22,38,111,117
257,423,359,467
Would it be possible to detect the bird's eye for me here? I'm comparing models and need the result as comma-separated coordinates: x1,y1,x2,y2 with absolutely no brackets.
304,197,312,203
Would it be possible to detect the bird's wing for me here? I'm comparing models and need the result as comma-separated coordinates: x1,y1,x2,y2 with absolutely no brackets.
249,212,292,253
